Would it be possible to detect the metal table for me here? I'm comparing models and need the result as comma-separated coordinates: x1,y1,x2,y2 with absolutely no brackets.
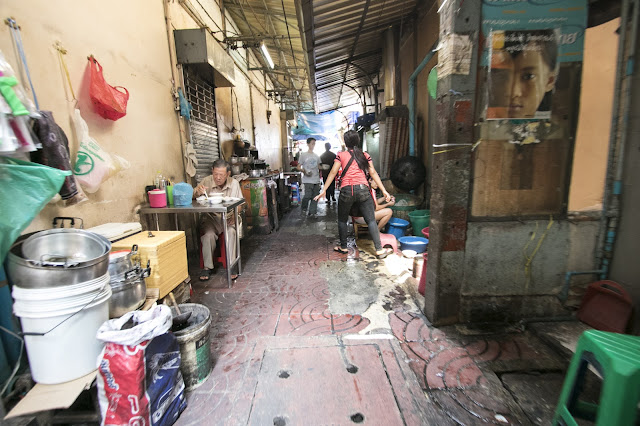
140,200,245,288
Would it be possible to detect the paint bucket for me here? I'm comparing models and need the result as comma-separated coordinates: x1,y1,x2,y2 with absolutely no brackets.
171,303,212,390
387,218,409,239
408,210,430,236
12,275,111,384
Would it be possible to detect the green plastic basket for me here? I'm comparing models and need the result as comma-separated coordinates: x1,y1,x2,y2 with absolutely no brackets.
389,194,422,221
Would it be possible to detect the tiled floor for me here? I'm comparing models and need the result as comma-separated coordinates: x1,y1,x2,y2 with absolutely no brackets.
175,202,568,425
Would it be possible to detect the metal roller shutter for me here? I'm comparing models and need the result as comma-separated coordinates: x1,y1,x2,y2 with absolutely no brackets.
183,66,219,182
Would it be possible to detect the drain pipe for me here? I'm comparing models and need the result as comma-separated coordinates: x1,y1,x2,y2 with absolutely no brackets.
559,270,604,303
597,0,638,277
408,40,439,156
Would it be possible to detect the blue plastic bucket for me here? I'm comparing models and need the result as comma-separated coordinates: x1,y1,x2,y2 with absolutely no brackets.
398,236,429,253
387,218,410,239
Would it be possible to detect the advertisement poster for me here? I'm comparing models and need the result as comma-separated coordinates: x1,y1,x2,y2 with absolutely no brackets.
481,0,588,120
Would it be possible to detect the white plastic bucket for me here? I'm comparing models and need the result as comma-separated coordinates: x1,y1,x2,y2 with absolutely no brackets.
12,274,110,306
13,280,112,384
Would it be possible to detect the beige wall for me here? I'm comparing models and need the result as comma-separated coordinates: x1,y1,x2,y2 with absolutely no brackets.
569,19,620,211
1,0,184,232
2,0,282,234
168,0,282,169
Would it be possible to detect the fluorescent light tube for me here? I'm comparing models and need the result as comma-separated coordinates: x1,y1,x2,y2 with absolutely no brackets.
261,43,275,69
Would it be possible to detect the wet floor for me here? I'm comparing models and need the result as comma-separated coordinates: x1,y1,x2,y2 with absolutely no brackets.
177,201,573,425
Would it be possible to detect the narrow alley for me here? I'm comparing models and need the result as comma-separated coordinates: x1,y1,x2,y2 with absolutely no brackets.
178,201,580,426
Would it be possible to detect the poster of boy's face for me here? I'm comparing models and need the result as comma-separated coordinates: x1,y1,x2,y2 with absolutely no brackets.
486,30,559,120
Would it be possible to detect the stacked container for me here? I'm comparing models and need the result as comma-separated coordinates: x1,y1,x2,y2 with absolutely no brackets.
6,229,112,384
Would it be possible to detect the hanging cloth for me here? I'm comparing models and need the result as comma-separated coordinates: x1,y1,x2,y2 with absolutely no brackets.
183,143,198,177
178,88,192,120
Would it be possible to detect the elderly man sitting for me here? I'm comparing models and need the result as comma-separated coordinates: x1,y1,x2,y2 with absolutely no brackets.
194,159,244,281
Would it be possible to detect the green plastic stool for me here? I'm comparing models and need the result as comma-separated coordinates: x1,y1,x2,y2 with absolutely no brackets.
553,330,640,426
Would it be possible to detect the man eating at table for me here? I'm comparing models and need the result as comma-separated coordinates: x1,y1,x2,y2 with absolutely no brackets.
193,159,244,281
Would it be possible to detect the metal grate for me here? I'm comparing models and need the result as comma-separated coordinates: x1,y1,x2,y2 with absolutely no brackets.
184,66,219,182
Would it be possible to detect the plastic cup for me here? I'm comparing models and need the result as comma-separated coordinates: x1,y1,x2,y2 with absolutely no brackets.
166,185,174,205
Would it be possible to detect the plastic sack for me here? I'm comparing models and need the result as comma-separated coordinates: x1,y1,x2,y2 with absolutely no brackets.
0,156,70,261
96,304,172,347
89,56,129,121
97,305,187,426
172,183,193,206
72,109,130,193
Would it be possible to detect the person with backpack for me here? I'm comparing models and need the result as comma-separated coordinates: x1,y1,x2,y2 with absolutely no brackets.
314,130,393,259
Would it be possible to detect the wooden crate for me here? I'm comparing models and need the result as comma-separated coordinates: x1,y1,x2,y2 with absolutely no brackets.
111,231,188,298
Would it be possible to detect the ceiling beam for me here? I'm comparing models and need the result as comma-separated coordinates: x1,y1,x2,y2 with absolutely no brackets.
335,0,371,111
296,0,318,113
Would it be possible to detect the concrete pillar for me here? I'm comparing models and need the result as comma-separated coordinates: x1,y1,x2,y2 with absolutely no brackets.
423,0,481,325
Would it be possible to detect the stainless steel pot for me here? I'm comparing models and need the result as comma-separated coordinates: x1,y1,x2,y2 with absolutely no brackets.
231,164,243,175
108,262,150,318
240,156,251,164
258,169,267,176
6,232,111,289
230,156,241,165
248,169,261,178
108,245,138,278
22,229,110,267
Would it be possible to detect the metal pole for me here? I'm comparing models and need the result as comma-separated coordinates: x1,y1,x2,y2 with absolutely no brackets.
408,40,439,156
597,0,637,276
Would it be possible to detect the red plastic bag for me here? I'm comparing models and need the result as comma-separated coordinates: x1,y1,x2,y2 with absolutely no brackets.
88,56,129,121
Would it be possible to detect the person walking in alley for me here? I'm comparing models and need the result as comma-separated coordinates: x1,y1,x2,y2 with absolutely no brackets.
315,130,393,259
320,142,337,205
194,159,244,281
299,137,321,217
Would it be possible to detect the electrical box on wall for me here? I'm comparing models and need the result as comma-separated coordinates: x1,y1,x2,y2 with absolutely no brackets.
280,110,295,121
174,29,235,87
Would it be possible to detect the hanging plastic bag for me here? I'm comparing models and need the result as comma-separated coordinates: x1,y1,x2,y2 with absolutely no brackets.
72,109,130,193
31,111,88,205
96,305,187,426
88,56,129,121
0,156,70,261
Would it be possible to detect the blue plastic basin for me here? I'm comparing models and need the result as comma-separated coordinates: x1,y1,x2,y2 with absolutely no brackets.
387,218,410,239
398,236,429,253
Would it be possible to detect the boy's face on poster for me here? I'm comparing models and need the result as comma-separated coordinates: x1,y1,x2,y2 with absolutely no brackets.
508,46,556,117
489,38,556,119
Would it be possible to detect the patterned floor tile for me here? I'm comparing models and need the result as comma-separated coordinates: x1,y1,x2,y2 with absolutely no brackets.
172,206,563,425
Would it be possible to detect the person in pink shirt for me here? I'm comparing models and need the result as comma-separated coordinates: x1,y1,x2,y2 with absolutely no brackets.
315,130,393,259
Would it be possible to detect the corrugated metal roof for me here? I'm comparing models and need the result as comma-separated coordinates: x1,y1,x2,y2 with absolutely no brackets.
302,0,417,112
223,0,312,111
221,0,415,113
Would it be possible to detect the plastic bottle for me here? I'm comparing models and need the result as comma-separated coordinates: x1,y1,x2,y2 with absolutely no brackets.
154,171,164,189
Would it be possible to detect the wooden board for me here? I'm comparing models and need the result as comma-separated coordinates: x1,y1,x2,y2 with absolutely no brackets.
112,232,188,298
471,140,570,217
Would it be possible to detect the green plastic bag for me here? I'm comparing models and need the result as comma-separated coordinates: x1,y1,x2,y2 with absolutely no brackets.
0,157,70,261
